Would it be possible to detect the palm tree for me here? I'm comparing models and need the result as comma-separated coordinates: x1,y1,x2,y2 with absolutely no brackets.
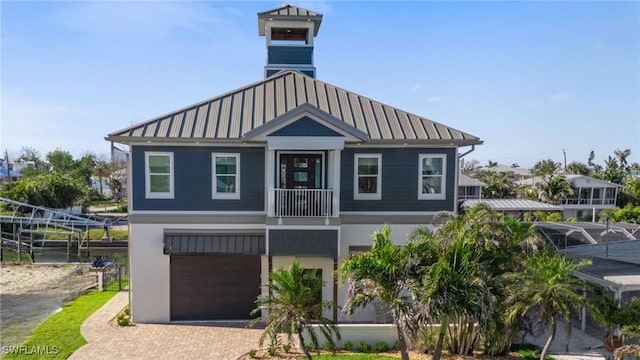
533,159,561,177
479,170,515,198
412,229,495,360
506,254,592,360
614,149,631,167
417,205,544,356
536,174,574,204
338,224,415,360
250,259,340,360
566,162,590,175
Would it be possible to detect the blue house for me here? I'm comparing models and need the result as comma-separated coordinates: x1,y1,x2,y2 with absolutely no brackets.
107,4,482,323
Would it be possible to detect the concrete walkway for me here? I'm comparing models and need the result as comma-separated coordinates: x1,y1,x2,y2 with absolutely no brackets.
70,291,264,360
524,319,610,360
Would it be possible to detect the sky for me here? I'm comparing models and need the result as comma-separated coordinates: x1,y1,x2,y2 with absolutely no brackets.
1,1,639,168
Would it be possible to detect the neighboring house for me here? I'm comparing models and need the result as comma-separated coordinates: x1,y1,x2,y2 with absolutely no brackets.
486,164,531,180
106,4,482,323
458,173,486,200
0,167,21,183
461,198,562,218
515,174,622,219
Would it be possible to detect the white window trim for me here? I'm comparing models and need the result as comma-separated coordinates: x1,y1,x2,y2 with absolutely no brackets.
418,154,446,200
354,154,382,200
145,152,174,199
212,153,240,200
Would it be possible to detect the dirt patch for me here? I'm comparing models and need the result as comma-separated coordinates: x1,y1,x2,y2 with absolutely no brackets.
0,263,94,348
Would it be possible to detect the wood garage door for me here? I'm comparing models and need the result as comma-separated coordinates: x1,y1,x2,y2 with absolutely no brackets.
170,254,261,321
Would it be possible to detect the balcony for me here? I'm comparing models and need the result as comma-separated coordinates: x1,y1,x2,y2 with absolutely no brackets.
271,188,335,217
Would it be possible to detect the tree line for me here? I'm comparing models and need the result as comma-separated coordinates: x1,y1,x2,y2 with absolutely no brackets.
462,149,640,223
0,146,126,210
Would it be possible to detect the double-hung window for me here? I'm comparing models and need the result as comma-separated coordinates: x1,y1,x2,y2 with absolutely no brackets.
418,154,446,200
354,154,382,200
145,152,174,199
212,153,240,199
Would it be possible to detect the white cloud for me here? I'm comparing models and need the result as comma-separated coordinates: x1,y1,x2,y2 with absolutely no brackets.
410,84,422,91
548,92,574,103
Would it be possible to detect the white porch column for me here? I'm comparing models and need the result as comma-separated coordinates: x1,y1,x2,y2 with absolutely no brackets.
331,150,341,216
267,150,276,217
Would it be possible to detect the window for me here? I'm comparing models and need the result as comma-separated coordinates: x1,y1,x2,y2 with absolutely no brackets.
354,154,382,200
145,152,174,199
419,154,446,200
212,153,240,199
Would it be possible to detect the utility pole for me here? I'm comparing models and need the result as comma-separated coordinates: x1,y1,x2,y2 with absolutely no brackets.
563,149,567,173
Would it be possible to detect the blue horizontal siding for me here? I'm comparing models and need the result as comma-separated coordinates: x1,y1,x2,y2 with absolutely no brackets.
340,148,456,212
269,116,342,137
132,146,264,211
268,46,313,65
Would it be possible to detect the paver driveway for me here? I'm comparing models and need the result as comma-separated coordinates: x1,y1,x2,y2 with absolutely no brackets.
69,291,264,360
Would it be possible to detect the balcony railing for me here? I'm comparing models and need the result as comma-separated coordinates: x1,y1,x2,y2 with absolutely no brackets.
564,198,617,206
272,188,334,217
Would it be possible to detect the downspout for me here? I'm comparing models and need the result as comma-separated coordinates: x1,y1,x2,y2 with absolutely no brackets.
458,145,476,159
456,145,476,214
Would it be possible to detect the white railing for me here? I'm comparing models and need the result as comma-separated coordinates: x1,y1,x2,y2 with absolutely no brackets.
272,188,334,217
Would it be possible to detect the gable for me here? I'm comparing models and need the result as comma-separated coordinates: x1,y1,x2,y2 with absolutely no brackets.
269,116,342,137
107,71,482,145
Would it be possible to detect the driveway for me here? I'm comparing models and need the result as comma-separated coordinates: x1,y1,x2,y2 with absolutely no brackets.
70,291,264,360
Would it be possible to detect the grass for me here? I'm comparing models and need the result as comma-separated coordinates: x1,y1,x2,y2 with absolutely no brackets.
1,250,32,263
2,290,120,360
297,355,398,360
31,227,128,241
511,343,552,360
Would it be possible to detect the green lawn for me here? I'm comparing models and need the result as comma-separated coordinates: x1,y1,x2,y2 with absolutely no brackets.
2,290,119,360
299,355,398,360
1,250,32,263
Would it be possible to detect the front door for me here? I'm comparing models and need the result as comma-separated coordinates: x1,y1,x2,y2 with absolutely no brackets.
277,154,326,216
279,154,323,189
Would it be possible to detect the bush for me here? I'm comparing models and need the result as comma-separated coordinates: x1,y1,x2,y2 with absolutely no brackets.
248,349,257,358
342,340,353,351
392,341,401,351
282,343,291,353
357,341,372,353
375,342,390,353
322,341,336,352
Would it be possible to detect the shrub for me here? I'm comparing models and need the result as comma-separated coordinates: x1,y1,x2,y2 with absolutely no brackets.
116,314,129,326
375,342,390,353
322,341,336,352
357,341,372,353
282,343,291,353
392,341,401,351
342,340,353,351
248,349,257,358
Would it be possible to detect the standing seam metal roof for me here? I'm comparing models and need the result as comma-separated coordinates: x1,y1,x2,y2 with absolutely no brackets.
107,71,482,145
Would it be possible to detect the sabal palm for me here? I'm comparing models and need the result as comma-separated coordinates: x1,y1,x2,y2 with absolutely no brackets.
250,259,339,360
338,224,414,360
506,254,592,360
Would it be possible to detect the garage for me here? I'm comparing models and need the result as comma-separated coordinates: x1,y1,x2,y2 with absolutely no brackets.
164,233,265,321
170,254,261,320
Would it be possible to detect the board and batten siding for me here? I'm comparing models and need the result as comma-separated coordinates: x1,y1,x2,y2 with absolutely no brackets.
340,147,457,212
131,145,265,211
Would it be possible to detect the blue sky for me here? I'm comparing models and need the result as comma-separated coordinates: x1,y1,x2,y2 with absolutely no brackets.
1,1,638,168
